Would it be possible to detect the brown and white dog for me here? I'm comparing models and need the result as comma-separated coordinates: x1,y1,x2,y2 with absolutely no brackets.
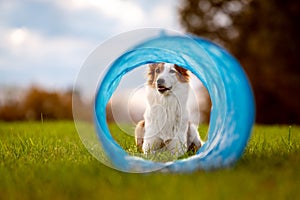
135,63,203,157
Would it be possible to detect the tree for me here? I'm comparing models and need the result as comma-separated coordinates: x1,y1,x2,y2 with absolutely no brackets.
179,0,300,124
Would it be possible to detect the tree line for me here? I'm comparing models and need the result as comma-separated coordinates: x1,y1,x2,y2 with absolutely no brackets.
0,87,73,121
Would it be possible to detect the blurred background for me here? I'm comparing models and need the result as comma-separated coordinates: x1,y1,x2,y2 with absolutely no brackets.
0,0,299,124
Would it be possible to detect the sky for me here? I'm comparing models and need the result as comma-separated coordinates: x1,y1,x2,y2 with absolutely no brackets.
0,0,183,91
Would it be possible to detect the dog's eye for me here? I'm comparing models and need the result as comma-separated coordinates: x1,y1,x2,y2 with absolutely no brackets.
155,68,160,73
170,69,176,74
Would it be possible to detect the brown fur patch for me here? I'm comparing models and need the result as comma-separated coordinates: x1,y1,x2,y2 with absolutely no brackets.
135,120,145,152
147,63,164,88
175,65,190,82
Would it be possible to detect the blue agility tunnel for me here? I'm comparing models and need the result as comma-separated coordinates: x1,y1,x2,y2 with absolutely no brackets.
89,29,255,173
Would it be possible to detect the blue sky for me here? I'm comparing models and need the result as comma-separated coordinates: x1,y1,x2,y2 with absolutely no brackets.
0,0,182,90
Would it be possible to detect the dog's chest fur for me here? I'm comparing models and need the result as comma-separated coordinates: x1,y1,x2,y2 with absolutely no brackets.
144,86,189,142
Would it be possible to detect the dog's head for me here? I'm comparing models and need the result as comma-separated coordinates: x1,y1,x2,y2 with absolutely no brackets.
147,63,189,95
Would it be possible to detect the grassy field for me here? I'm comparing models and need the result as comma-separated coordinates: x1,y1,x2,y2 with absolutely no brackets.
0,121,299,200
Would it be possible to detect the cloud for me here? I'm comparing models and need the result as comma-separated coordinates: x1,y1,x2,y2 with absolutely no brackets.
0,0,115,41
54,0,181,33
0,0,182,89
0,26,93,88
55,0,144,22
1,26,93,68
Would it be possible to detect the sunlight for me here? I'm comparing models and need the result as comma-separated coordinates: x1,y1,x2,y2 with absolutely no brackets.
91,0,144,24
65,0,144,24
10,28,27,46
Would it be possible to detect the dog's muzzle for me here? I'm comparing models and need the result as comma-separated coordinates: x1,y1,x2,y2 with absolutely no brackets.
157,79,172,94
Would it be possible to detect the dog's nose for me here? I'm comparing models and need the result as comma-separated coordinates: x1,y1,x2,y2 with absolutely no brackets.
157,78,165,86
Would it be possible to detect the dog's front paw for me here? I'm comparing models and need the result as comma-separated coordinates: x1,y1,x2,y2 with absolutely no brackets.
187,142,201,154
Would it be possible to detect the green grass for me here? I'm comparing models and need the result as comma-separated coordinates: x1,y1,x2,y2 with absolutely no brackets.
0,121,300,200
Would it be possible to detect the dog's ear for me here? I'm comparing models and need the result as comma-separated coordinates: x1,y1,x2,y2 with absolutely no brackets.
147,63,157,86
174,65,189,82
148,63,158,69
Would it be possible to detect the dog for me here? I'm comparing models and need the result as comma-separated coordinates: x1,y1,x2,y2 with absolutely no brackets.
135,63,203,158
